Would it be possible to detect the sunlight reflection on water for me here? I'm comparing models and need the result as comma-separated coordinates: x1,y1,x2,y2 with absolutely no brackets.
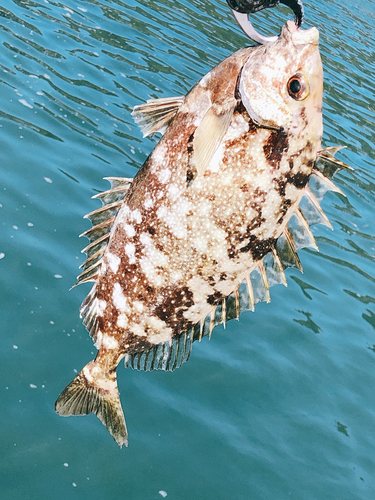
0,0,374,499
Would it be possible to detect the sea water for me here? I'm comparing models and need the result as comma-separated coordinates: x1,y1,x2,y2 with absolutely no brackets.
0,0,374,498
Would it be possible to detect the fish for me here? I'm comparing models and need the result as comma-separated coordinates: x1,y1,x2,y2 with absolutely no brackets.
55,19,351,447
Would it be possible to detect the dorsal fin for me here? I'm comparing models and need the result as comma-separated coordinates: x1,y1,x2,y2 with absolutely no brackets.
132,96,185,137
125,146,349,372
75,177,132,341
315,146,353,179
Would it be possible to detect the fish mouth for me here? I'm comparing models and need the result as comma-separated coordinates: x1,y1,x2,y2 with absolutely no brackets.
286,20,319,46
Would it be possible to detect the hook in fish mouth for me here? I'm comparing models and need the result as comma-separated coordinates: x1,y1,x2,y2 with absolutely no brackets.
227,0,304,44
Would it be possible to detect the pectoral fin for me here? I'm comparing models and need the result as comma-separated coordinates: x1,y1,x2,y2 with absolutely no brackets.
192,105,235,176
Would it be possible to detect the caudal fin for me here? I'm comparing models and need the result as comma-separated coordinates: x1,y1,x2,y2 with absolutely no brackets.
55,361,128,447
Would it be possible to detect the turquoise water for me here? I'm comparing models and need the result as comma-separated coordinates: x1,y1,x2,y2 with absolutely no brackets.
1,0,374,498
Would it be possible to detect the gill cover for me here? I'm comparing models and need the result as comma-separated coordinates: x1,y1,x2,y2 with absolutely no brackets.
239,21,322,132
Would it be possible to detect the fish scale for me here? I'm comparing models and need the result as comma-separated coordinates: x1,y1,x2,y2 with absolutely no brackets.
56,20,351,448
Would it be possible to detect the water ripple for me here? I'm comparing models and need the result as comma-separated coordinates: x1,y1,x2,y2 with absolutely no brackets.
0,1,374,498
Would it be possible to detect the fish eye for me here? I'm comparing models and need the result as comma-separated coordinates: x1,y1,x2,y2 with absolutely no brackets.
287,73,310,101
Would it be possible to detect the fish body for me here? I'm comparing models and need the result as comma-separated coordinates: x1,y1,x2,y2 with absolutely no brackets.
56,21,345,447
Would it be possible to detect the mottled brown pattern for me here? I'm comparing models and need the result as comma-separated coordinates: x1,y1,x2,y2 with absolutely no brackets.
56,22,325,447
276,198,292,224
122,333,154,356
154,286,195,328
207,290,225,305
285,171,311,188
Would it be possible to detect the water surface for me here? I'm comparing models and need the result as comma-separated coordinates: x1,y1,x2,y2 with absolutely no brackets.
1,0,374,499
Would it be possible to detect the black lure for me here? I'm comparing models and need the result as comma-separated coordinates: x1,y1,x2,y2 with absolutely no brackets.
226,0,304,26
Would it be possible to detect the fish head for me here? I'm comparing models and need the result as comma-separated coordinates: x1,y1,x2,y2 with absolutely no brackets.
239,20,323,141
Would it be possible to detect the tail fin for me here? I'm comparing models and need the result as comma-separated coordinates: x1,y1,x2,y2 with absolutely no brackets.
55,360,128,447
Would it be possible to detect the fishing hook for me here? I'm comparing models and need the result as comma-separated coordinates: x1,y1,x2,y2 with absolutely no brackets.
227,0,304,44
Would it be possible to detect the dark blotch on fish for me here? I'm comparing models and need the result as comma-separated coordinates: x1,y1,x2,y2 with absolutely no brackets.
263,130,289,168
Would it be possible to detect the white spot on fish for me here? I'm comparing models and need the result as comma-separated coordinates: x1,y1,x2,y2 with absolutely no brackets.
0,253,5,260
131,324,147,337
117,205,130,226
94,330,103,349
151,142,168,167
125,242,136,264
131,316,172,343
97,299,107,316
124,224,135,237
157,198,192,239
101,334,118,350
131,209,142,224
167,183,180,201
112,283,128,312
117,313,128,329
133,301,144,313
157,168,171,184
144,196,153,209
285,183,299,200
44,177,52,183
106,252,120,273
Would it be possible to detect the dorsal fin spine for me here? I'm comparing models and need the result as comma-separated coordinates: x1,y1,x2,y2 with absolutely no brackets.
271,248,287,286
284,228,303,272
104,176,133,189
245,274,255,311
311,169,345,196
294,208,319,251
258,261,271,302
199,320,204,341
221,299,227,329
84,200,123,225
79,247,106,271
209,309,216,339
80,217,115,241
72,272,98,288
81,233,111,256
304,187,333,229
234,287,240,319
77,259,103,282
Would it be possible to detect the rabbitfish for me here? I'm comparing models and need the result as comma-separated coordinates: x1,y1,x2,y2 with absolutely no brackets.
56,20,346,447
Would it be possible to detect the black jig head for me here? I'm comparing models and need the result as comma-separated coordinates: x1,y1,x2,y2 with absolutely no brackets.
227,0,304,44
